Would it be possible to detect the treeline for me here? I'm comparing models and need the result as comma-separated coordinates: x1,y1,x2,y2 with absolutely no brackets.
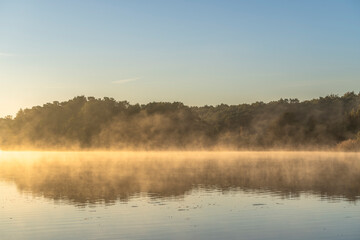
1,92,360,150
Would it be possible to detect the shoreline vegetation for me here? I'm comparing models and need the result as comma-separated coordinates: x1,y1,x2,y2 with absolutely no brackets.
2,92,360,151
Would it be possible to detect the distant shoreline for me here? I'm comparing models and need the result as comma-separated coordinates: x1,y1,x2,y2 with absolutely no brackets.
2,93,360,151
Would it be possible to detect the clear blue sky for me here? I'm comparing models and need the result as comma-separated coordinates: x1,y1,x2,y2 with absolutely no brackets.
0,0,359,117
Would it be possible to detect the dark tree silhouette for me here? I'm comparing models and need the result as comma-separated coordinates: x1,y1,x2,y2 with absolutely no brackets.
1,92,360,150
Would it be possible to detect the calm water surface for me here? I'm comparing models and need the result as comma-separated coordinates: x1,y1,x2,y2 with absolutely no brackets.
0,151,359,240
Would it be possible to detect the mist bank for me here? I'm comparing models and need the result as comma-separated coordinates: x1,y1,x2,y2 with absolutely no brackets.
2,92,360,150
1,151,359,203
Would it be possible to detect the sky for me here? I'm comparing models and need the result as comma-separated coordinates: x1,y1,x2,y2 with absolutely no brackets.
0,0,359,117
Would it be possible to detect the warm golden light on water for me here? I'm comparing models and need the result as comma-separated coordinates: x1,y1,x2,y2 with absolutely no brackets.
1,151,360,203
1,151,360,240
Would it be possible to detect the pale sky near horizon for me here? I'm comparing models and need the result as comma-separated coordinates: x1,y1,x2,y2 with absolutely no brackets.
1,0,360,117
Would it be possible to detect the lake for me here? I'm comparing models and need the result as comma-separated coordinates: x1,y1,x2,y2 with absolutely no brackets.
0,151,359,240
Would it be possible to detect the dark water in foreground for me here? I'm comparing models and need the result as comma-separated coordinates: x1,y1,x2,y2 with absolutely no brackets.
0,151,359,240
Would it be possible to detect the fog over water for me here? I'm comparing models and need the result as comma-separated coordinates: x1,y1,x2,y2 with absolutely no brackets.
1,1,359,238
1,151,359,203
1,151,360,240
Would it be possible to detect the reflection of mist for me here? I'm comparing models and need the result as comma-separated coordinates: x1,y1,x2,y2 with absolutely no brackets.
0,151,359,204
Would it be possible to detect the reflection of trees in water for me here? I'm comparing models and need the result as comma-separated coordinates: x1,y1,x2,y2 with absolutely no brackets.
0,152,359,204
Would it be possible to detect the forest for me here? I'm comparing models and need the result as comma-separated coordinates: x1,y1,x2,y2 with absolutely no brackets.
1,92,360,150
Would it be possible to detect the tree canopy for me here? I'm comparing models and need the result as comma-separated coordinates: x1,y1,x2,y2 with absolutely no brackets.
2,92,360,150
